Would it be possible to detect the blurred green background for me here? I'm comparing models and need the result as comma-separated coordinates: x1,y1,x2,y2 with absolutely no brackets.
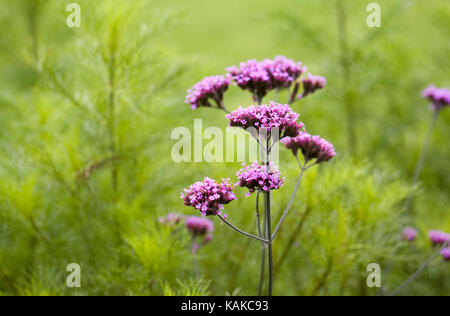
0,0,449,296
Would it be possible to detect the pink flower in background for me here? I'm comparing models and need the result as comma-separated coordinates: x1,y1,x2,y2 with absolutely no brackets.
300,74,326,99
422,85,450,111
227,56,306,102
441,248,450,261
159,213,185,227
226,102,304,139
186,75,231,110
428,230,450,246
185,216,214,236
237,162,285,196
181,177,236,216
186,217,214,253
281,131,336,163
402,227,418,241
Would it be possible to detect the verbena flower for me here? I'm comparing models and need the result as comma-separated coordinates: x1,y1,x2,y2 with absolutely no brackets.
402,227,418,242
300,74,326,99
441,248,450,261
159,213,185,227
428,230,450,246
186,216,214,254
181,177,236,216
186,75,231,110
236,162,285,197
226,102,304,139
185,216,214,236
422,85,450,111
227,56,306,102
281,131,336,163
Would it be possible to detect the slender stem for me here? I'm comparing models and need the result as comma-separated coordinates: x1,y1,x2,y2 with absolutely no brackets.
275,206,311,275
272,157,308,240
191,238,200,279
217,215,270,244
390,242,448,296
336,0,357,156
108,25,119,193
405,109,440,212
256,191,266,296
265,191,273,296
216,99,230,114
256,191,263,239
264,138,274,296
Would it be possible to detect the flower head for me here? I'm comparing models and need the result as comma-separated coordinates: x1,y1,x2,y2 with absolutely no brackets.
226,102,304,139
186,75,231,110
181,177,236,216
428,230,450,246
281,132,336,163
185,216,214,236
236,162,285,196
159,213,185,227
441,248,450,261
300,74,326,98
402,227,418,242
422,85,450,111
227,56,305,102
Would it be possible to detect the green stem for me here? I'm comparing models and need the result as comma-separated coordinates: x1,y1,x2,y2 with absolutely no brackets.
264,138,274,296
217,215,270,244
390,242,448,296
256,191,266,296
336,0,357,156
108,24,119,193
271,156,308,240
405,109,440,212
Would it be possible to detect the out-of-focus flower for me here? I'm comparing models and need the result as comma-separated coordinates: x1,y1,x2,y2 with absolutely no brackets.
281,131,336,163
422,85,450,111
226,102,304,139
227,56,306,102
186,217,214,254
181,177,236,216
441,248,450,261
402,227,418,241
236,162,285,197
192,243,200,254
159,213,185,227
186,75,231,110
428,230,450,246
300,74,326,99
204,234,213,244
185,216,214,236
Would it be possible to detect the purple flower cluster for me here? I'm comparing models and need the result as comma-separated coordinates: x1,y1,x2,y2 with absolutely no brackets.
226,102,304,138
281,132,336,163
186,75,231,110
159,213,185,227
185,216,214,236
300,74,327,99
227,56,306,102
441,248,450,261
402,227,418,242
181,177,236,216
422,85,450,111
236,162,285,196
428,230,450,246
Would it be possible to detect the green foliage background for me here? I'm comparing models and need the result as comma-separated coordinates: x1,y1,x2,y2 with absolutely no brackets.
0,0,448,296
